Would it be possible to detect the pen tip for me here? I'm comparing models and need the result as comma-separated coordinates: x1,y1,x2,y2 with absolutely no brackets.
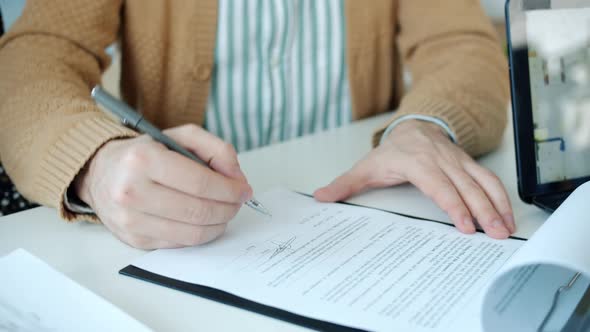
246,199,272,217
262,208,272,217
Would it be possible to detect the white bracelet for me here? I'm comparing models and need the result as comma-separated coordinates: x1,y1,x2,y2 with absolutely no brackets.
379,114,457,146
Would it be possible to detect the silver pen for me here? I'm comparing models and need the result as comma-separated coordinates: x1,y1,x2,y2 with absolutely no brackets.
91,86,271,217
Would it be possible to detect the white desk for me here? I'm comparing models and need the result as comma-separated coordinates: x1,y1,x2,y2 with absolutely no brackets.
0,112,548,331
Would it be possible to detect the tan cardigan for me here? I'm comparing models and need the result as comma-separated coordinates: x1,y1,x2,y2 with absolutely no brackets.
0,0,509,222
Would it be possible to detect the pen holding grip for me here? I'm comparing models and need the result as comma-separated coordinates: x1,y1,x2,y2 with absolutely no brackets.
136,119,205,167
90,85,271,216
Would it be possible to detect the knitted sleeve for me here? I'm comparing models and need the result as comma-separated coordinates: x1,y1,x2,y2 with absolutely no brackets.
374,0,510,157
0,0,136,222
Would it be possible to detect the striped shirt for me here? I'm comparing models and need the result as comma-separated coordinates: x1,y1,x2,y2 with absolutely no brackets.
205,0,352,152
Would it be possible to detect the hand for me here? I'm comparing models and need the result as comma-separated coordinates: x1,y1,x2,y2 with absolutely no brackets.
74,124,252,249
314,120,515,239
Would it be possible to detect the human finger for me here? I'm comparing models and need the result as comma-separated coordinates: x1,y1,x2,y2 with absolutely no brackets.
112,208,228,247
105,220,184,250
146,147,252,204
405,164,476,235
463,161,516,233
164,124,247,181
440,163,510,239
314,163,371,202
117,180,241,226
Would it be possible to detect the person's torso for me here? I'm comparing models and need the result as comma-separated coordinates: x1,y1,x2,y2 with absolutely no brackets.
119,0,403,142
206,0,353,151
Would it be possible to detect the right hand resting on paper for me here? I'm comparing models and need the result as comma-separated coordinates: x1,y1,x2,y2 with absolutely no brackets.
73,124,253,249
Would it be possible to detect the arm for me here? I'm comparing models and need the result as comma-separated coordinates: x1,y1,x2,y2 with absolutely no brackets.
316,1,515,239
0,1,252,249
0,0,136,221
373,0,509,156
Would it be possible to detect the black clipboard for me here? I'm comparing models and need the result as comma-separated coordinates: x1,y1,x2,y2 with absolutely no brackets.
120,265,367,332
119,198,526,331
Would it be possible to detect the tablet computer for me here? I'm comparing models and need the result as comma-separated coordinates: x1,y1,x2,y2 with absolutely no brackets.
506,0,590,212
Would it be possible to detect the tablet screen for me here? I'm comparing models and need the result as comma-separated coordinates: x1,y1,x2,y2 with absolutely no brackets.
525,3,590,185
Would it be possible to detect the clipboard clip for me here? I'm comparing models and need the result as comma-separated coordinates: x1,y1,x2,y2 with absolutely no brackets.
538,272,582,332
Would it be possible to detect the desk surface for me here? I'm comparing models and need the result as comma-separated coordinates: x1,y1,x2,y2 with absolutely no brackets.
0,112,548,331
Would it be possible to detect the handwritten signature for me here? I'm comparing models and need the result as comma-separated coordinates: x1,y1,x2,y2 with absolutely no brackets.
269,236,296,259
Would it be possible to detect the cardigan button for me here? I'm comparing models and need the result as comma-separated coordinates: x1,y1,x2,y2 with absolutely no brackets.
193,64,213,81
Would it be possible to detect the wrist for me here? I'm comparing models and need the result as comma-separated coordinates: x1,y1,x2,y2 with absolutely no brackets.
379,114,457,147
73,139,119,208
385,119,448,142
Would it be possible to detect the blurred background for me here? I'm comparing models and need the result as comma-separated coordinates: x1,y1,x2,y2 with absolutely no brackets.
481,0,508,44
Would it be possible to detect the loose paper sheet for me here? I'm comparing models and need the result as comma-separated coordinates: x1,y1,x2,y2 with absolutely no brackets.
0,249,151,332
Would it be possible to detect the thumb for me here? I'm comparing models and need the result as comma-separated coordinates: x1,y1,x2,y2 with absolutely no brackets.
314,168,368,203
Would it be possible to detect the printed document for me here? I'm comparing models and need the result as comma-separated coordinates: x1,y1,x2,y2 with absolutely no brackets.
132,189,522,331
133,183,590,331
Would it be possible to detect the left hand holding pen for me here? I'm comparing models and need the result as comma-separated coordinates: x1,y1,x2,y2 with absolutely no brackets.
314,120,515,239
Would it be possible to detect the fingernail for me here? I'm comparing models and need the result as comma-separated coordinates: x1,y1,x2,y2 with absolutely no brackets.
240,190,252,203
314,187,329,198
230,167,246,179
491,219,504,229
491,220,510,238
503,214,516,233
462,217,472,226
461,217,475,233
